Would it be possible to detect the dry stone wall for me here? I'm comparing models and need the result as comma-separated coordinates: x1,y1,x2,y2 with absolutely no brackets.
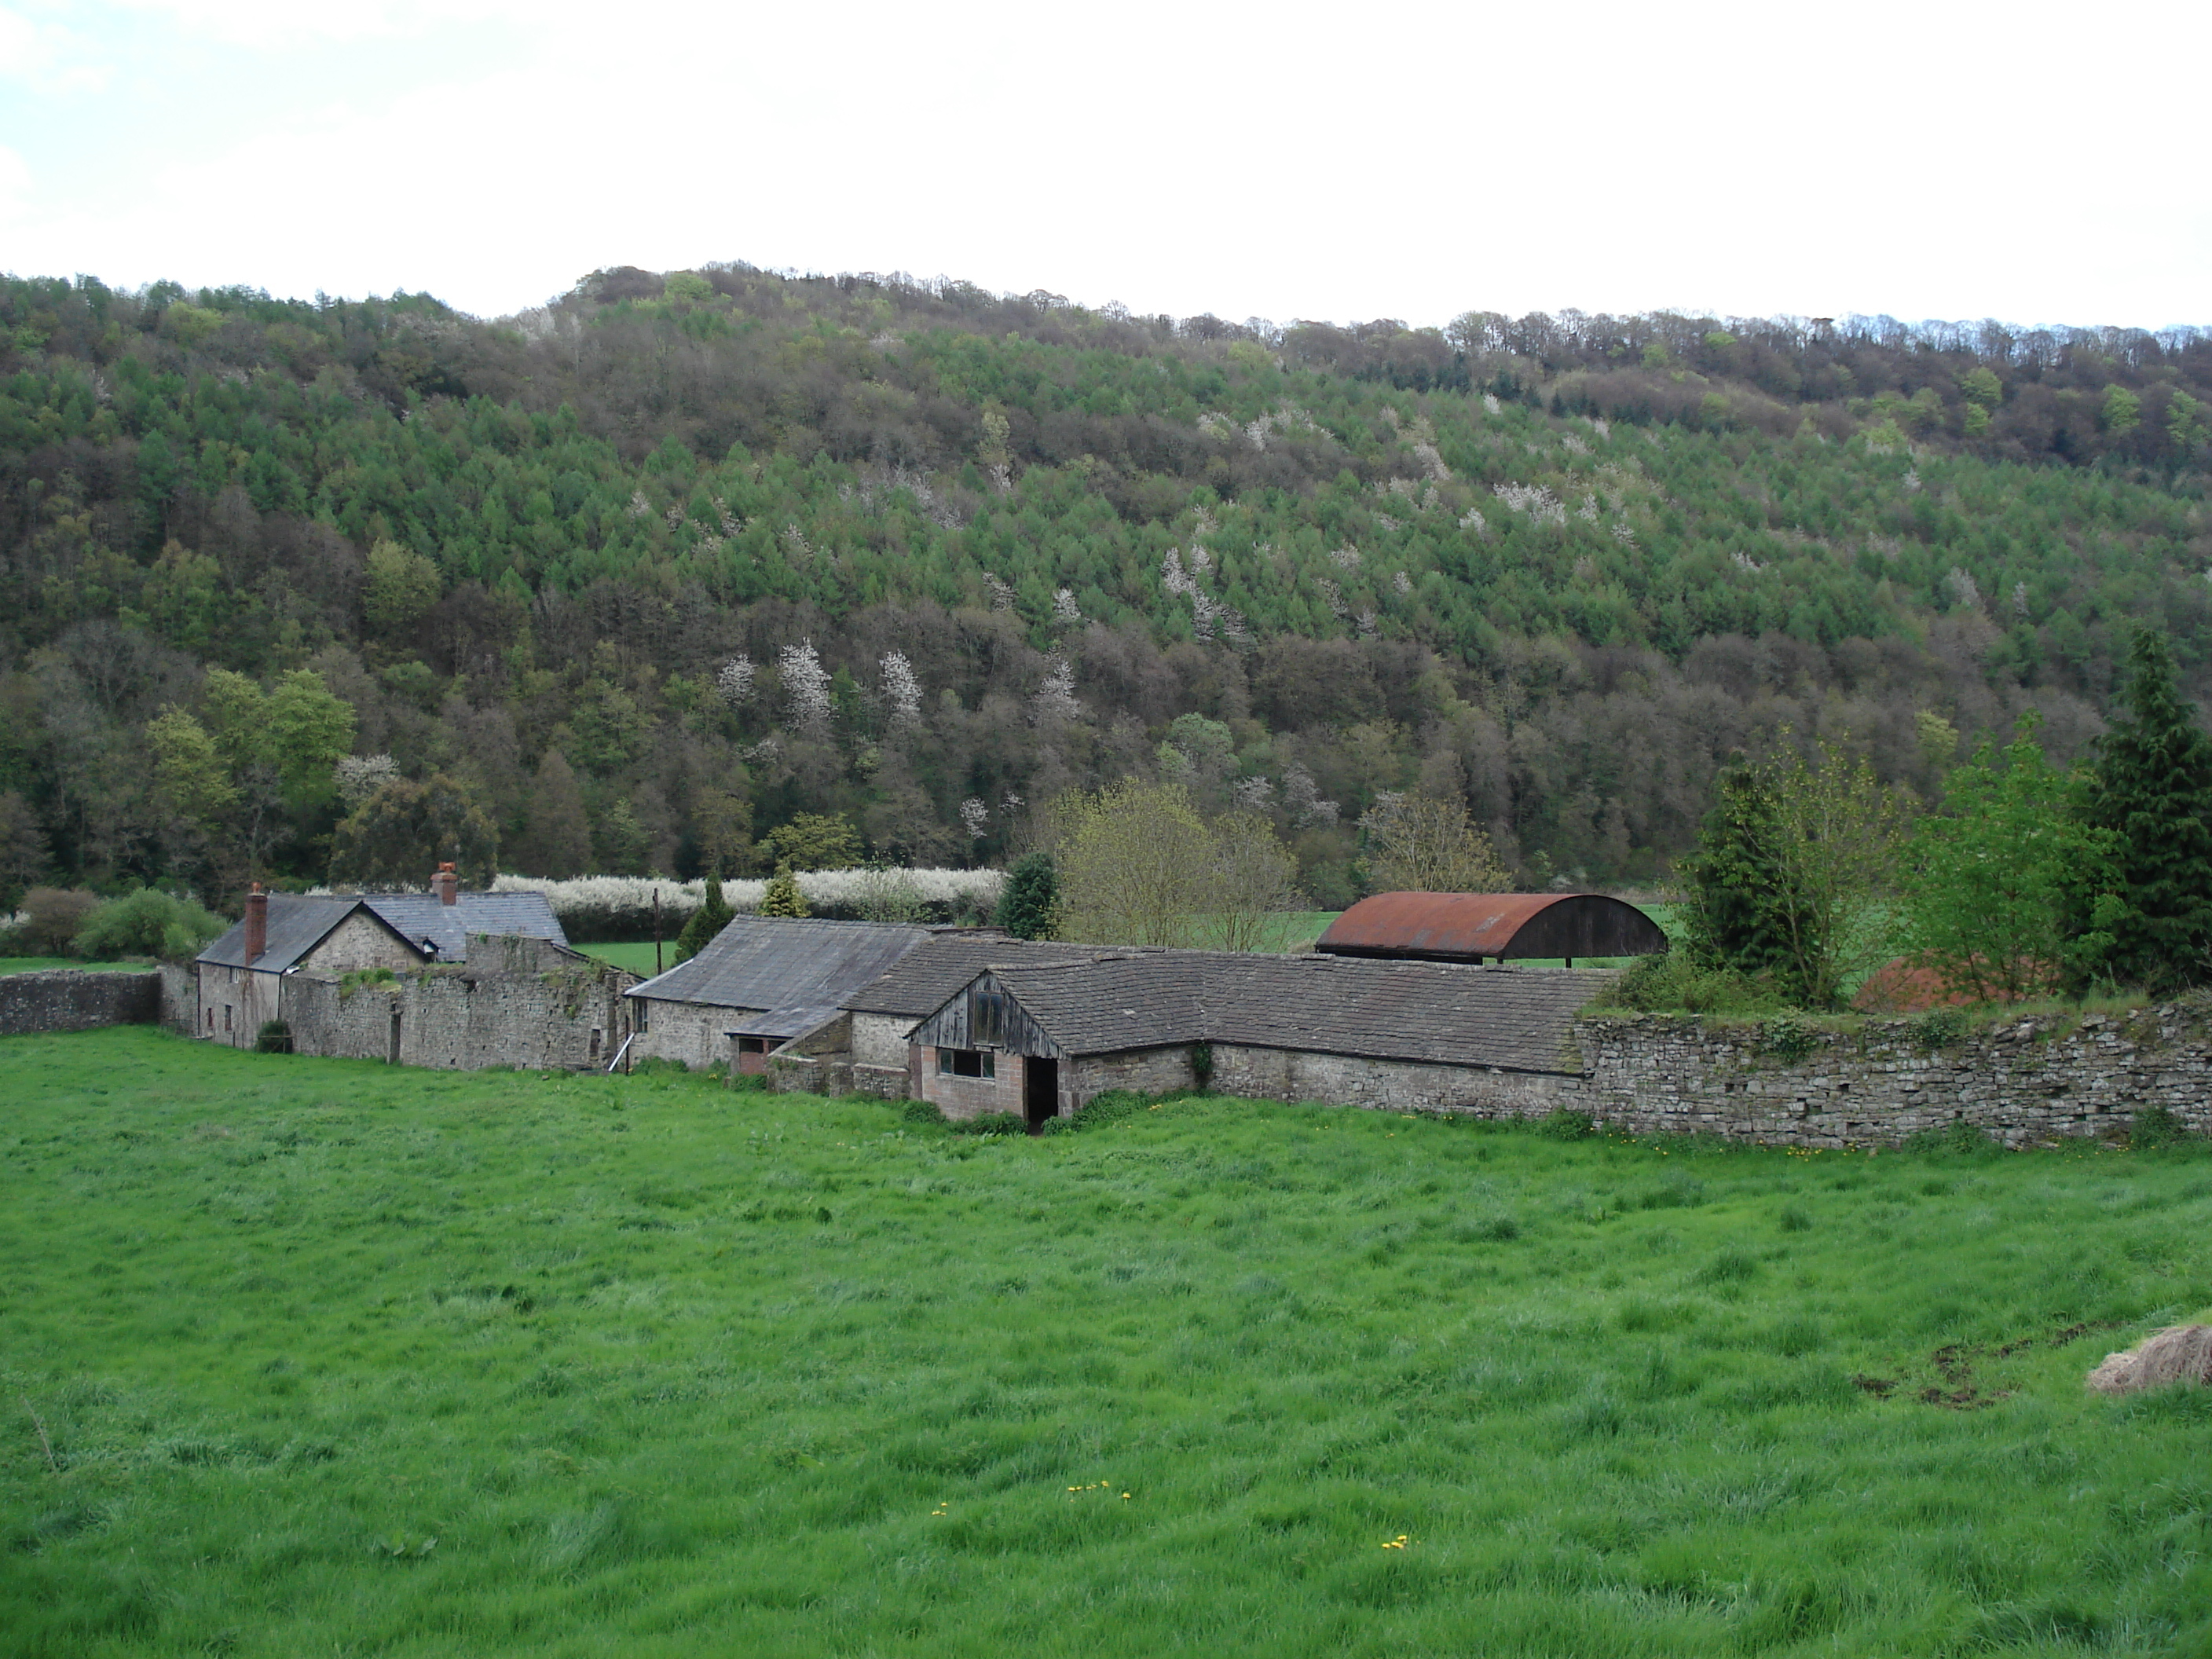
1569,1006,2212,1146
0,970,159,1035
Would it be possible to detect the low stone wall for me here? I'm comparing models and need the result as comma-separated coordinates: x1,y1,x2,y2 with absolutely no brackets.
0,970,159,1036
1569,1005,2212,1147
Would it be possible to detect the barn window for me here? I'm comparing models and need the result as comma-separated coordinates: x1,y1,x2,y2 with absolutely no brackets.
938,1048,995,1079
970,988,1007,1046
737,1037,767,1056
635,1000,650,1032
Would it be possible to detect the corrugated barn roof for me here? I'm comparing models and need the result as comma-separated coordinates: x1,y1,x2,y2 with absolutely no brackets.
1317,892,1668,963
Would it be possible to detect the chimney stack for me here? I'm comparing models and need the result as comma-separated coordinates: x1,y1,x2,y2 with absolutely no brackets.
433,862,459,906
244,883,268,965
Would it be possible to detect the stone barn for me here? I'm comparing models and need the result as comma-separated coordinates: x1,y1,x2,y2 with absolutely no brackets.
909,950,1617,1129
831,935,1112,1093
624,916,942,1071
1317,892,1668,967
192,867,566,1048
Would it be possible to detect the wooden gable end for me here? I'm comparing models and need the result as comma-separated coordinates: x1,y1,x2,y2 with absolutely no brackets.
911,970,1066,1059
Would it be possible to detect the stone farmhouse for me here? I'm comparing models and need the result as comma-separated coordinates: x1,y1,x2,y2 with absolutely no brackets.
192,864,635,1068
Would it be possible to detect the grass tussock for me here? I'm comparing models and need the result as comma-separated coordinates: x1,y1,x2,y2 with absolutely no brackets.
4,1028,2212,1656
2086,1324,2212,1395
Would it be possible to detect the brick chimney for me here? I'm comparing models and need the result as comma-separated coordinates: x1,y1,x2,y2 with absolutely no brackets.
433,862,459,906
244,883,268,965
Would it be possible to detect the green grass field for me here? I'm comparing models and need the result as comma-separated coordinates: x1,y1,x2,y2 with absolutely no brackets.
5,1030,2211,1657
576,941,675,976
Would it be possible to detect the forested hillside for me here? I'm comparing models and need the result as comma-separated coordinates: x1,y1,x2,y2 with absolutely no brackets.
2,264,2208,908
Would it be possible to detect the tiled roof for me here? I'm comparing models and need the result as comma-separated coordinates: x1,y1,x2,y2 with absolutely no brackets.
362,892,566,963
628,916,934,1013
196,896,382,971
978,952,1615,1075
843,934,1113,1015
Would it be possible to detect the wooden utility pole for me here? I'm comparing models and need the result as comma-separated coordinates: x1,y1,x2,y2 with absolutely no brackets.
654,888,663,976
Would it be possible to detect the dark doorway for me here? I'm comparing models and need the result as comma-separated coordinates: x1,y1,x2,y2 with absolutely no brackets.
388,1009,402,1064
1024,1057,1059,1133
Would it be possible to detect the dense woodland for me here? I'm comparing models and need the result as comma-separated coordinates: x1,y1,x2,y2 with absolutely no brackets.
2,263,2208,912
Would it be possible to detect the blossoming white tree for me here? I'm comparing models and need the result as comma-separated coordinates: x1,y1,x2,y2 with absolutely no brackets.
879,650,922,726
778,640,833,731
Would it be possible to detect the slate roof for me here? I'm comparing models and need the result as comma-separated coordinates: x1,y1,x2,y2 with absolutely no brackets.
725,1003,846,1041
196,896,389,972
844,935,1124,1016
968,953,1617,1075
196,890,568,971
361,892,566,963
628,916,935,1013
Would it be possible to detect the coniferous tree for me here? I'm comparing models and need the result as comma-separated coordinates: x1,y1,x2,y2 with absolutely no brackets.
672,873,734,961
1679,762,1796,983
758,865,810,918
994,851,1058,939
2068,629,2212,991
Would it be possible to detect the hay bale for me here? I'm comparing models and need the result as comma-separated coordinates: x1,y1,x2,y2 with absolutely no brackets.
2085,1324,2212,1394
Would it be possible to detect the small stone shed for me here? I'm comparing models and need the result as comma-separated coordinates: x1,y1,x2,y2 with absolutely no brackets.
1317,892,1668,967
624,916,942,1070
910,950,1617,1127
193,873,567,1049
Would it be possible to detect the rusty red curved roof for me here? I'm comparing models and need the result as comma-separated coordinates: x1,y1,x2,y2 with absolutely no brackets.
1316,892,1667,961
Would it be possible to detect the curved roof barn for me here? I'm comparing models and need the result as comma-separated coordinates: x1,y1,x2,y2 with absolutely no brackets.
1316,892,1668,965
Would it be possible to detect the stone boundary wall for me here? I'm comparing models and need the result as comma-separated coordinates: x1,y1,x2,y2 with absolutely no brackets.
0,970,159,1036
1568,1006,2212,1147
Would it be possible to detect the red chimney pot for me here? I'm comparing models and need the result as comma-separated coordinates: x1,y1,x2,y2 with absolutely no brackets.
244,883,269,965
433,862,459,906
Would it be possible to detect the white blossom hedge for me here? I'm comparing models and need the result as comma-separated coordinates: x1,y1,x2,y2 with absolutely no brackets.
488,870,1005,939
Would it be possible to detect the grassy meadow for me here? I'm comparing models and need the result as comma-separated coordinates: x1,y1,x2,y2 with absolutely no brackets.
5,1030,2212,1657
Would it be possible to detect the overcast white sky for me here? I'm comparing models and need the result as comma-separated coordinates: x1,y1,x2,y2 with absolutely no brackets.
2,0,2205,332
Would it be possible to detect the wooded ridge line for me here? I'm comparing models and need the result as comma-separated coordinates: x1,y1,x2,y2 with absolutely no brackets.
1,263,2207,910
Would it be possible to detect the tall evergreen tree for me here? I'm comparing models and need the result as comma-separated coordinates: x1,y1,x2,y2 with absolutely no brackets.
1678,762,1797,984
2069,629,2212,991
672,873,734,962
994,851,1058,939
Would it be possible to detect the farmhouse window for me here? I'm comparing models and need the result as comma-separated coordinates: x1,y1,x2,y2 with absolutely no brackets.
635,1001,650,1031
938,1047,994,1079
970,988,1007,1046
